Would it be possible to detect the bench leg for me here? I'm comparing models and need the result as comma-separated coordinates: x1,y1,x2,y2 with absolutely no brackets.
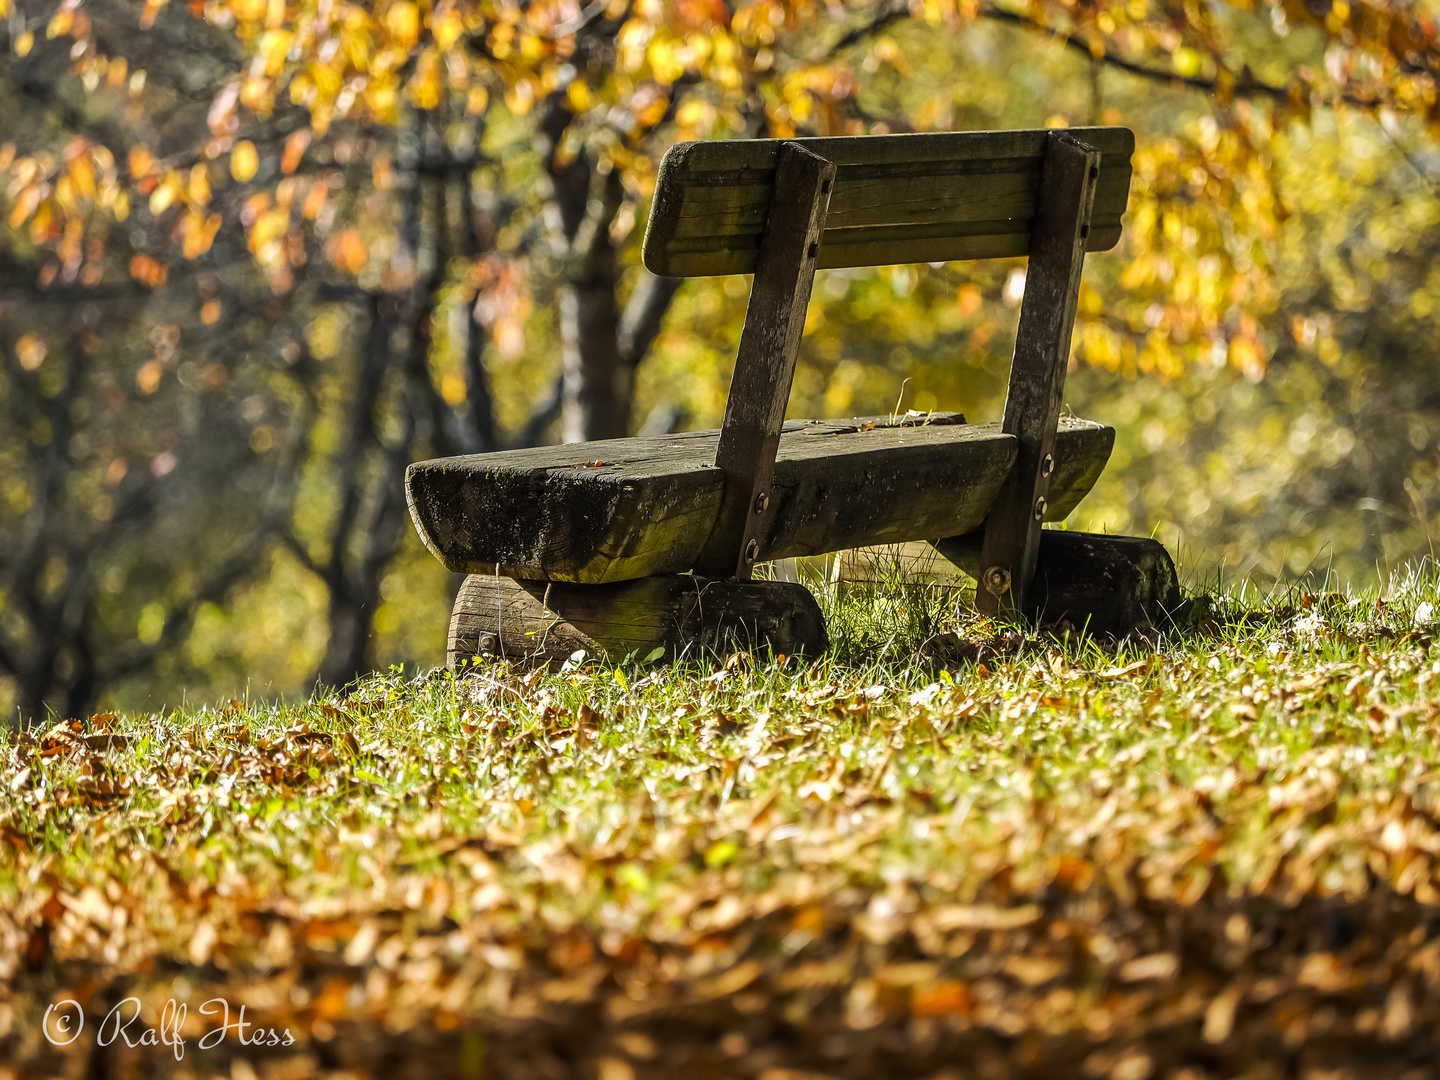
977,133,1102,615
699,142,836,580
933,530,1182,637
447,574,828,667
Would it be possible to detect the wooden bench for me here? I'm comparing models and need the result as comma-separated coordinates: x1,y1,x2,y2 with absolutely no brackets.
407,127,1180,664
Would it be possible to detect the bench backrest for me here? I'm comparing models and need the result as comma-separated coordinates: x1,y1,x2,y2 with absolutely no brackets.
642,127,1134,278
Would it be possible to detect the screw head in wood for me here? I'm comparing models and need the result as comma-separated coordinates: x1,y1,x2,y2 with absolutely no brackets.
982,565,1011,598
478,633,498,654
1033,496,1047,520
744,538,759,563
1041,453,1055,478
754,490,769,513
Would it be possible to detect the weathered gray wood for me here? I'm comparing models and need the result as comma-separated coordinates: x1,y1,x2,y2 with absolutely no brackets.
977,134,1101,617
406,416,1113,584
642,128,1133,277
447,573,828,666
702,143,836,581
932,530,1181,637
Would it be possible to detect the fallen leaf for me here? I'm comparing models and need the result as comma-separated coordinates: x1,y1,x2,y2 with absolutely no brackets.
925,903,1042,932
83,733,131,752
693,959,763,1001
1203,982,1245,1043
910,979,975,1016
1004,955,1066,986
1116,953,1178,983
189,920,218,965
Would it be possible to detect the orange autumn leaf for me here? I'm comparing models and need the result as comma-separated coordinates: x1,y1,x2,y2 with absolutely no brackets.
127,144,157,178
332,228,367,273
188,164,212,206
135,358,163,393
181,211,223,259
29,201,56,243
9,185,44,228
911,980,976,1017
16,333,47,371
129,254,168,287
280,128,312,174
301,180,328,219
68,157,97,200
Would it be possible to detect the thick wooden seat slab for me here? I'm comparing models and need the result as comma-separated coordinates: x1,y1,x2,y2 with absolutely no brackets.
643,128,1134,277
406,414,1113,584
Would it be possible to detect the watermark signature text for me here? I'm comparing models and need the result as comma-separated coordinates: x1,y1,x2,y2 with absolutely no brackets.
43,997,295,1060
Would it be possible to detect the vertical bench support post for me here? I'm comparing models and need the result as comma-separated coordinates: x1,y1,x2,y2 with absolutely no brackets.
977,133,1102,616
696,142,836,581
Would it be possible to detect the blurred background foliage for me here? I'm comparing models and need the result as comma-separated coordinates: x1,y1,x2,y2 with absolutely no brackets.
3,0,1440,723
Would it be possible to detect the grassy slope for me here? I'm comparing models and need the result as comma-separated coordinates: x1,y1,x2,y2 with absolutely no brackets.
4,571,1440,1078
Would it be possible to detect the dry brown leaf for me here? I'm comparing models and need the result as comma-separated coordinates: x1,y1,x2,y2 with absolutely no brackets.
910,979,975,1016
1203,981,1245,1043
342,921,379,965
1110,1048,1156,1080
188,919,218,965
1297,951,1355,992
39,720,87,757
925,903,1042,932
692,959,763,1001
313,977,351,1021
1116,952,1178,983
598,1059,637,1080
81,732,131,752
1004,955,1066,986
874,961,939,987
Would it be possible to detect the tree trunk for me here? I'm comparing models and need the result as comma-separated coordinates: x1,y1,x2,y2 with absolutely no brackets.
314,324,415,688
560,273,626,443
317,592,369,689
455,168,498,454
315,291,398,688
541,98,632,444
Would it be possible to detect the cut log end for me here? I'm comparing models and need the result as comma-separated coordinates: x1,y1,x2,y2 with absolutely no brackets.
933,530,1183,638
448,574,828,667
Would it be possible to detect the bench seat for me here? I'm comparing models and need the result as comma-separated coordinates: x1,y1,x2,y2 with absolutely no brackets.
406,413,1112,584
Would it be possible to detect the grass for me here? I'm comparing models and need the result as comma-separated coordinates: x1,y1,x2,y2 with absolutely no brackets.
4,566,1440,1078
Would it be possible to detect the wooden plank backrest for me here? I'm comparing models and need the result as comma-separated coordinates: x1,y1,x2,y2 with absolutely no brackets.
642,127,1133,278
